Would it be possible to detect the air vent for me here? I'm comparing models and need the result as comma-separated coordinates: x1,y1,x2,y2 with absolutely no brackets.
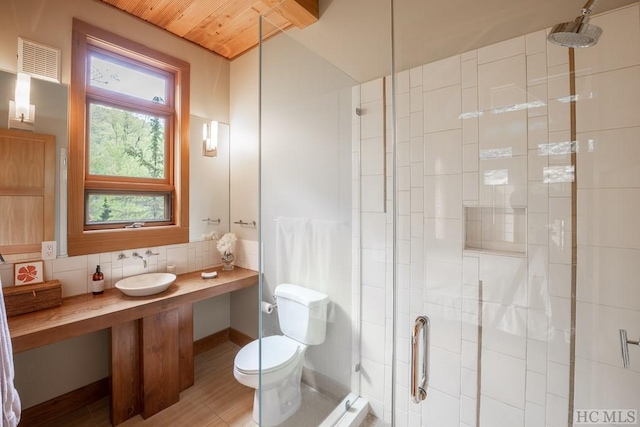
18,37,61,83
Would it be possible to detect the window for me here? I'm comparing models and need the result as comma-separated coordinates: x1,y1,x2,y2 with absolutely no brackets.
69,19,190,255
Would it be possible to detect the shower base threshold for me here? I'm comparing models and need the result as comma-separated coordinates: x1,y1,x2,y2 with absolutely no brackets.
320,393,369,427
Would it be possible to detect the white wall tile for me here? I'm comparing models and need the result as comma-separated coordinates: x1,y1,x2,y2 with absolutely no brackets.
430,346,461,397
478,55,527,111
361,137,384,175
479,109,527,155
547,362,569,399
462,59,478,89
463,173,479,202
527,52,547,86
396,70,410,94
424,301,462,354
528,115,548,150
577,127,640,189
463,144,479,173
424,85,462,133
549,296,571,332
549,263,571,299
423,55,461,91
362,285,385,326
479,155,528,207
482,303,527,359
480,253,527,306
463,116,479,145
545,394,568,427
526,30,547,55
574,357,640,413
574,5,640,76
361,176,385,213
527,339,548,374
480,395,525,427
577,246,640,311
576,301,640,372
525,401,546,427
578,188,640,249
547,64,570,100
547,38,569,68
361,321,386,364
422,389,460,427
482,349,526,409
527,83,548,118
425,218,463,264
478,37,525,64
526,370,547,405
424,259,462,307
576,66,640,132
361,78,383,103
425,129,463,176
462,50,478,61
409,65,422,88
425,174,462,219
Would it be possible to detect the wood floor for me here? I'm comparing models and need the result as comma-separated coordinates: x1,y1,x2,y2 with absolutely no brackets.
36,341,339,427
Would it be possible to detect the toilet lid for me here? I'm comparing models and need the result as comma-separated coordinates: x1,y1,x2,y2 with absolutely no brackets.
235,336,302,374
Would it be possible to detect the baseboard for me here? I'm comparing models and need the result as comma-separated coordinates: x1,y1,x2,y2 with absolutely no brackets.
19,377,109,426
229,327,254,347
193,328,230,355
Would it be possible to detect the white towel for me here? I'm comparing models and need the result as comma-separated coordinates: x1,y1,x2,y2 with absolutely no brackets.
0,279,20,427
275,216,350,298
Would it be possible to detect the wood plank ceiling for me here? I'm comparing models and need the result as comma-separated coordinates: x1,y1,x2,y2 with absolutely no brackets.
99,0,319,59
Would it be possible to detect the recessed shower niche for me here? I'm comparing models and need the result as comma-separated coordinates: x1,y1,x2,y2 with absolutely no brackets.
464,206,527,255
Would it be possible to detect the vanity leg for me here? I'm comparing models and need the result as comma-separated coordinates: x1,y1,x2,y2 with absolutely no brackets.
110,320,141,426
179,304,194,391
140,308,180,419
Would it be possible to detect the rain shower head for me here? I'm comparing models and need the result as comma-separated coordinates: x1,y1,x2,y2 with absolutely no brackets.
548,0,603,48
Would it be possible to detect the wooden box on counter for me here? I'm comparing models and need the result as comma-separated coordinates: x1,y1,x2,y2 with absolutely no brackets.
3,280,62,317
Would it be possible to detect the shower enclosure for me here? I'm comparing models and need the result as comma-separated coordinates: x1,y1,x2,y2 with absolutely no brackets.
258,1,640,425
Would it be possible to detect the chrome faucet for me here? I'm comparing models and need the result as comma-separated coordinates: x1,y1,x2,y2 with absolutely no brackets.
131,252,147,268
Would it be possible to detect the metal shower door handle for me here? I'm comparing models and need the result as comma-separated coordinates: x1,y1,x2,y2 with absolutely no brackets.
411,315,430,403
620,329,640,369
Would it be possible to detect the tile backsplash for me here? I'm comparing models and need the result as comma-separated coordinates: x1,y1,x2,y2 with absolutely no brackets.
0,239,258,298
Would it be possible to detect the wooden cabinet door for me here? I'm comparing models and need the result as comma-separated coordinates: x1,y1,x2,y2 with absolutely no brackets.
0,128,55,261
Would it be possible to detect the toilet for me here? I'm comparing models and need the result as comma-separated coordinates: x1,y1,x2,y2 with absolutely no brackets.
233,283,330,426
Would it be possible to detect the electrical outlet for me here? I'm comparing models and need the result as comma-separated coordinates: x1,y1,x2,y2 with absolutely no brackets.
42,241,56,260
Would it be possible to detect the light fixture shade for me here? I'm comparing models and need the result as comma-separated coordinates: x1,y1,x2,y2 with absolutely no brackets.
15,73,31,119
202,121,217,157
8,72,35,131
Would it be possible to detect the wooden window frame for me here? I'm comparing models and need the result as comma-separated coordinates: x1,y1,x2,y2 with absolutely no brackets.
69,19,190,255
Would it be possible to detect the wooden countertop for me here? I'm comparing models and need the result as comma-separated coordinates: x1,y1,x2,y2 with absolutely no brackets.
8,267,259,353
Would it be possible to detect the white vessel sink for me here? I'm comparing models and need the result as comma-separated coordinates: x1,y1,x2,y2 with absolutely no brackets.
115,273,176,297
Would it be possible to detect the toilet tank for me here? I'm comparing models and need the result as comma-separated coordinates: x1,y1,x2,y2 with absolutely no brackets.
275,284,329,345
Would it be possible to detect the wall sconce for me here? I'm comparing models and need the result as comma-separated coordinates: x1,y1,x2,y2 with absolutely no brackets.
202,121,218,157
8,72,35,131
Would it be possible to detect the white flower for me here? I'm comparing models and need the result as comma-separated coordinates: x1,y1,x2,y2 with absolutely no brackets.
217,232,237,255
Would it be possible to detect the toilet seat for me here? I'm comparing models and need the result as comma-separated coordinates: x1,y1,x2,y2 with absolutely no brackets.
234,335,303,375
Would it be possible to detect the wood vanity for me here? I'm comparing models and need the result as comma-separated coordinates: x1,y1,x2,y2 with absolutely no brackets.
7,267,258,425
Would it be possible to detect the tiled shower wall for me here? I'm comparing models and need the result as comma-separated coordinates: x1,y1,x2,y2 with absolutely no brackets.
573,3,640,419
356,13,595,427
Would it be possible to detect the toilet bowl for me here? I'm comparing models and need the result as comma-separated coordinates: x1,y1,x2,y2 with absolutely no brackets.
233,284,329,426
234,335,307,426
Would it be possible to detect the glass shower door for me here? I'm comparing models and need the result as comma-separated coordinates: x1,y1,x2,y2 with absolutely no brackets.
258,16,362,426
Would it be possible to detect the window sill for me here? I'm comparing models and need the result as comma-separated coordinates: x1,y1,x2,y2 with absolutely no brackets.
68,225,189,256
